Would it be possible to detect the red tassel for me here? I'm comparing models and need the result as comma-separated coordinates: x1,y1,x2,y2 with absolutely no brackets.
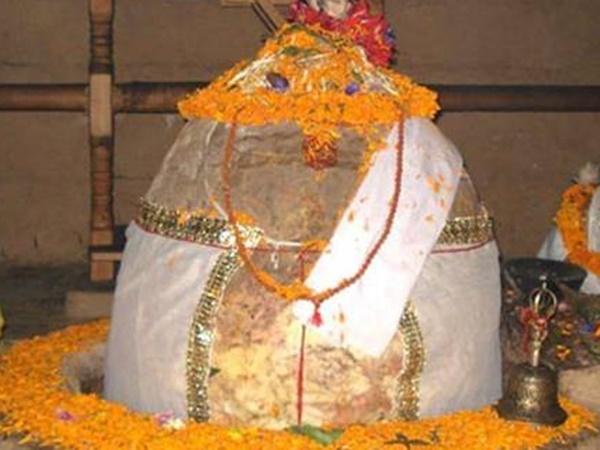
310,309,323,327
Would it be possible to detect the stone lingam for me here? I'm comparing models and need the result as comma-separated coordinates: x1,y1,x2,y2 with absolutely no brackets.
98,0,503,430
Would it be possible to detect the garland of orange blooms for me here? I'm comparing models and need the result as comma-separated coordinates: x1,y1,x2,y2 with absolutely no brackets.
178,24,439,166
0,321,597,449
222,120,404,305
555,183,600,277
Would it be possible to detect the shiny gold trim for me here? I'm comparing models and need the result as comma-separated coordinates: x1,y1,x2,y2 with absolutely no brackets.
395,301,425,421
138,199,265,421
174,196,264,422
139,199,492,249
186,250,241,422
437,214,494,246
137,199,263,248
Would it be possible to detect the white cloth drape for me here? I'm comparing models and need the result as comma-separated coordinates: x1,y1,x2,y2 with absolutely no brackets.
295,118,463,357
104,224,222,416
416,241,502,416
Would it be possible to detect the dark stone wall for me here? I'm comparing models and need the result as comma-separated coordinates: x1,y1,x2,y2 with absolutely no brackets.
1,0,599,263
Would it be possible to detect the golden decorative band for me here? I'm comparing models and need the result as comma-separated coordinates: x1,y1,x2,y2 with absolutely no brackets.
436,214,494,246
137,199,263,248
138,199,492,250
135,198,267,422
395,301,425,421
186,250,241,422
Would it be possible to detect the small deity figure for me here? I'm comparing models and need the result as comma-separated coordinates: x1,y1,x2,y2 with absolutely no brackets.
306,0,352,19
290,0,393,66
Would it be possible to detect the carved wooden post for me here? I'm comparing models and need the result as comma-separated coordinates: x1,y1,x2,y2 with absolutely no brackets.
89,0,115,281
252,0,285,32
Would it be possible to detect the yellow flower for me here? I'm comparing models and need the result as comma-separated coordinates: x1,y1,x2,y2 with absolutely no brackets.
177,24,439,166
0,321,597,449
555,183,600,276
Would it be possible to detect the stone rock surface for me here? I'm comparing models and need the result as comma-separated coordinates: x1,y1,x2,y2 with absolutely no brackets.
61,343,105,394
0,439,25,450
576,436,600,450
560,365,600,413
65,291,113,321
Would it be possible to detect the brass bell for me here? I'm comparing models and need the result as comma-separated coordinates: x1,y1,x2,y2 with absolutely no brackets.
496,363,567,426
496,276,568,426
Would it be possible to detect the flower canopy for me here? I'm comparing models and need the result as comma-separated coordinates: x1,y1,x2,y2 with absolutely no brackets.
178,24,438,158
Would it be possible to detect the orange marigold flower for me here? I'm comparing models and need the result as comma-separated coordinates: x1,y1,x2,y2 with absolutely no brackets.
555,183,600,277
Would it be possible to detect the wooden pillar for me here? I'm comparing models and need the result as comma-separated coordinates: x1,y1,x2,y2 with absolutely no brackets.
251,0,285,32
89,0,115,281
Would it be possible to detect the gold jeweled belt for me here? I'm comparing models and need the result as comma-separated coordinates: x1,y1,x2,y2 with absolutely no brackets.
186,249,241,422
136,200,263,421
396,301,425,421
436,214,494,247
137,199,263,248
137,199,494,249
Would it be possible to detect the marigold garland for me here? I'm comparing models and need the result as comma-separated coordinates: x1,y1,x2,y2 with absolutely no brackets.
222,120,404,304
178,23,438,166
0,325,597,448
555,183,600,277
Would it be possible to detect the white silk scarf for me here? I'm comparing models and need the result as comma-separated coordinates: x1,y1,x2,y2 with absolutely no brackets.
294,118,463,357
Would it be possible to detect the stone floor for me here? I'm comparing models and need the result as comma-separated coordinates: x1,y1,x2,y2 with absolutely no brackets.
0,264,112,340
0,264,112,449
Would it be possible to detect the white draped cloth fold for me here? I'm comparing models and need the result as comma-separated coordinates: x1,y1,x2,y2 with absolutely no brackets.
294,118,463,357
104,225,222,415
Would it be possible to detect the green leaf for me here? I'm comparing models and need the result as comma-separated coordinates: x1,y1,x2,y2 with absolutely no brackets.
288,424,344,445
282,46,303,56
278,23,332,45
351,70,365,83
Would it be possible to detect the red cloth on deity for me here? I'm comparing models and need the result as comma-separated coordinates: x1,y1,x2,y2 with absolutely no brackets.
288,0,395,67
